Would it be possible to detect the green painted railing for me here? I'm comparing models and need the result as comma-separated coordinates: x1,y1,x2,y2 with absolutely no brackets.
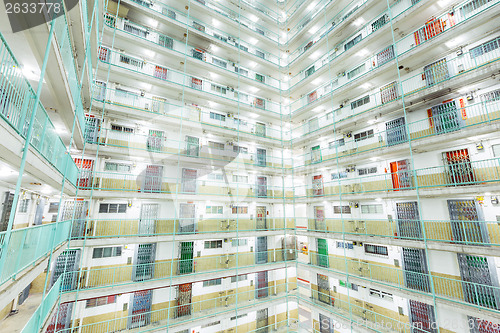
0,221,71,285
21,275,62,333
0,32,78,185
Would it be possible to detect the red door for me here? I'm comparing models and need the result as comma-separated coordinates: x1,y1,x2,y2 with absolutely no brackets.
74,158,94,188
390,160,411,190
177,283,192,317
445,149,475,184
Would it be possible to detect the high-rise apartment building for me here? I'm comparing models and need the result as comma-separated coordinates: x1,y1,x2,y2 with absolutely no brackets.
1,0,500,332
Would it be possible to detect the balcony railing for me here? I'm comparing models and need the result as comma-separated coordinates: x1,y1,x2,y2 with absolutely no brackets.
52,284,293,333
0,220,71,285
76,218,293,238
99,48,282,114
104,16,280,89
304,217,500,247
0,33,79,185
59,252,294,290
309,254,500,311
123,0,280,64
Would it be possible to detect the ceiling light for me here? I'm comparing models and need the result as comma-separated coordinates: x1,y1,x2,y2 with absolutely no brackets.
309,51,321,60
445,37,463,48
312,78,322,85
353,18,365,26
361,83,371,89
248,14,259,22
212,19,221,27
357,48,369,57
249,87,259,93
375,198,382,202
248,61,257,69
144,49,155,58
249,113,260,118
307,2,317,10
249,37,259,45
309,26,320,34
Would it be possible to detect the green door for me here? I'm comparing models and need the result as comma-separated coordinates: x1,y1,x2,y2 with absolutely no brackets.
179,242,194,274
317,239,329,268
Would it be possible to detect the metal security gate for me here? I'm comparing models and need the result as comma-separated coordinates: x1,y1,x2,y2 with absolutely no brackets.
390,160,412,190
257,176,267,198
18,284,30,305
377,45,395,66
0,192,14,232
151,96,167,114
424,58,449,86
179,242,194,274
139,204,158,235
314,206,325,231
74,158,94,189
468,316,500,333
386,117,407,146
317,239,329,268
431,100,463,134
396,202,422,239
33,198,45,225
177,283,192,317
128,290,152,329
317,274,330,304
256,148,267,166
147,130,164,152
447,200,488,244
256,271,269,298
95,81,107,101
143,165,163,193
444,149,475,185
61,200,88,239
84,116,100,143
402,248,430,292
46,303,73,333
309,117,319,133
186,136,200,157
457,254,499,309
256,236,268,264
311,145,322,163
256,308,269,332
313,175,324,196
319,313,333,333
255,122,266,137
380,81,398,104
282,236,297,260
181,168,197,193
256,206,267,230
133,244,156,281
51,249,80,291
408,300,437,333
179,203,196,233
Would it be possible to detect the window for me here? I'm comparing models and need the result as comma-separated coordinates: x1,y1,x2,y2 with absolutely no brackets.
470,36,500,59
358,167,377,175
210,112,226,122
207,173,223,181
206,206,223,214
233,118,247,126
480,89,500,102
19,199,29,213
202,321,221,328
119,55,143,68
231,274,248,282
331,172,348,179
329,139,345,149
231,314,248,320
369,288,393,301
333,205,351,214
232,206,248,214
93,246,122,258
344,34,362,51
99,203,127,213
234,67,249,76
203,278,222,287
354,129,374,142
339,280,358,290
233,145,248,154
48,202,59,213
347,63,365,79
255,50,265,59
232,239,248,246
111,124,134,133
361,204,383,214
364,244,388,256
213,33,227,42
233,175,248,183
208,141,225,150
351,95,370,110
255,73,265,83
86,295,116,308
104,162,131,172
204,240,222,249
305,65,315,77
336,241,354,249
493,144,500,157
212,58,227,68
211,84,227,95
